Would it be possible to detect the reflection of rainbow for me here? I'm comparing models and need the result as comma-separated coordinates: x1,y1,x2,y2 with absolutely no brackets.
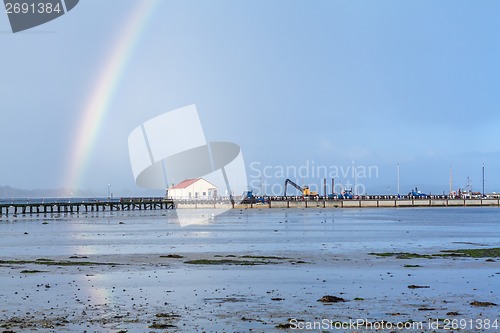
65,1,159,190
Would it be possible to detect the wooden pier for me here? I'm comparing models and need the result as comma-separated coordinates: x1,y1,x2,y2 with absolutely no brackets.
0,197,174,217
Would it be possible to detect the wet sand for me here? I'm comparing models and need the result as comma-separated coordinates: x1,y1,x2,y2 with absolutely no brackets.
1,208,499,332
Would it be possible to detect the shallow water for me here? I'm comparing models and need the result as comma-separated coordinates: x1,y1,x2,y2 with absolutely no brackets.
1,207,499,256
1,207,499,332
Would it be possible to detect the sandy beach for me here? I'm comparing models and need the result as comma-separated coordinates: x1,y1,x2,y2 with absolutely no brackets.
1,207,499,332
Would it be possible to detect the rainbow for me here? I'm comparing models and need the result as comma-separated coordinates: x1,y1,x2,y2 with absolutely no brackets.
65,1,159,191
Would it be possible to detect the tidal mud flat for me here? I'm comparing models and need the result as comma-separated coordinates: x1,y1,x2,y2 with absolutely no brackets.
0,208,499,332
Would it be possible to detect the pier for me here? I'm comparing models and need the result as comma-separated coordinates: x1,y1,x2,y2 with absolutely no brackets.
175,196,500,209
257,197,500,209
0,197,174,217
2,197,499,217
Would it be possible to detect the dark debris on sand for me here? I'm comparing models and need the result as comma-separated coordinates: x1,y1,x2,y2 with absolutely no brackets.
317,295,347,303
470,301,497,307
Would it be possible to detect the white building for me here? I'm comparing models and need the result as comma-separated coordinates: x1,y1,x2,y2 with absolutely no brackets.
167,178,218,200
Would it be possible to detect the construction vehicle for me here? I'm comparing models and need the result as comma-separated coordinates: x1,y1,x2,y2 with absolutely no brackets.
241,190,267,204
284,179,319,197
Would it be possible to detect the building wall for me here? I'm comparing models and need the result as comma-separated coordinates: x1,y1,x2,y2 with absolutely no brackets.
168,179,217,200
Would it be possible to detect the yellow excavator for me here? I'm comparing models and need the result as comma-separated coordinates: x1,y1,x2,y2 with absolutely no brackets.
284,179,319,197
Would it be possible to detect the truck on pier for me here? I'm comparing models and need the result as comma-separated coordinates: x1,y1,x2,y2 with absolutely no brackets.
337,188,354,199
410,187,428,198
241,190,268,204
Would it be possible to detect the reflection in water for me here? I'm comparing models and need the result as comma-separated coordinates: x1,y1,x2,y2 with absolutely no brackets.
174,208,218,227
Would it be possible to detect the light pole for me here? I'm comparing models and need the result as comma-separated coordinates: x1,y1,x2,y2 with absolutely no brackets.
397,163,400,197
107,184,111,200
482,163,485,198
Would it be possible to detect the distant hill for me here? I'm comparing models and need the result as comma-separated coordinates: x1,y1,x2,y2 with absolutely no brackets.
0,185,164,198
0,185,99,198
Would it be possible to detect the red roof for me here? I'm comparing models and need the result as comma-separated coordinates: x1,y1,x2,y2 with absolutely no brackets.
170,178,202,189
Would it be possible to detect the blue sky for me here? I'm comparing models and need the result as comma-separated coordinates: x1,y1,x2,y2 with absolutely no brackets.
1,0,499,196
